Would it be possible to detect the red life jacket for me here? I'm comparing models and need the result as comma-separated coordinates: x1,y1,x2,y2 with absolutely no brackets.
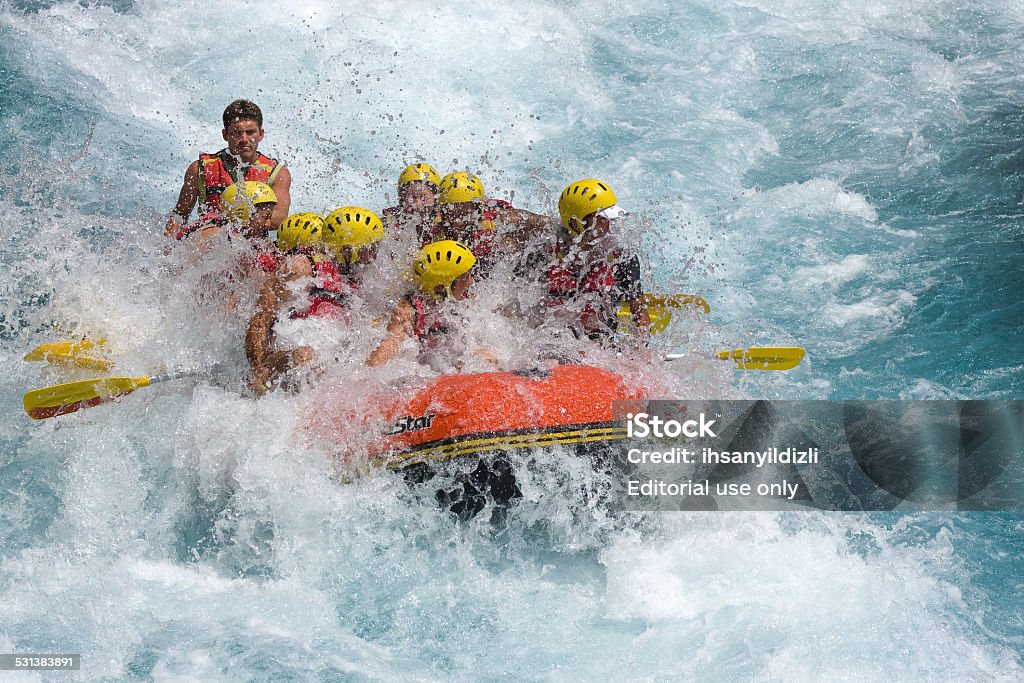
470,227,497,262
173,210,225,240
479,198,510,228
467,199,508,270
547,258,617,296
546,252,621,336
291,259,357,319
254,247,282,273
197,149,281,215
422,199,506,273
464,198,505,262
410,295,449,340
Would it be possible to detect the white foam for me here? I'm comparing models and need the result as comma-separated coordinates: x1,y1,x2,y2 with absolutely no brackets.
731,178,878,224
601,514,1020,678
822,289,916,326
793,253,873,286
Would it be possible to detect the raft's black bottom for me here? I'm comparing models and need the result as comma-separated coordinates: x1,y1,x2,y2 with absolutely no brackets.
401,455,522,521
397,439,629,521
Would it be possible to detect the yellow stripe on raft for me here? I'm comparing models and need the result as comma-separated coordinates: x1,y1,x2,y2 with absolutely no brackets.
379,425,629,469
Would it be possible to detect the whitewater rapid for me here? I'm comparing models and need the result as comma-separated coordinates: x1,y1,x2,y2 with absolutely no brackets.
2,0,1022,680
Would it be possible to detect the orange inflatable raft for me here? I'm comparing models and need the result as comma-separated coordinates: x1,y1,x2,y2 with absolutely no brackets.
310,365,648,470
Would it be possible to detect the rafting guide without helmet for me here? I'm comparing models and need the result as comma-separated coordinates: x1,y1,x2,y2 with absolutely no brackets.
166,99,292,238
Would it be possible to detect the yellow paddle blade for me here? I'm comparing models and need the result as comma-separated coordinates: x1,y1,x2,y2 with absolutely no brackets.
24,375,151,420
23,339,114,371
618,293,711,335
716,347,806,371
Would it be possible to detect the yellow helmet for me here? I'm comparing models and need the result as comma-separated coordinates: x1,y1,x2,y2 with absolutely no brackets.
276,212,325,251
558,178,624,234
412,240,476,299
398,163,441,191
323,206,385,264
220,181,278,225
438,172,485,204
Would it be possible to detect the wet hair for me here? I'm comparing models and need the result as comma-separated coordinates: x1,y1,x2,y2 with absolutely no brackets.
222,99,263,128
